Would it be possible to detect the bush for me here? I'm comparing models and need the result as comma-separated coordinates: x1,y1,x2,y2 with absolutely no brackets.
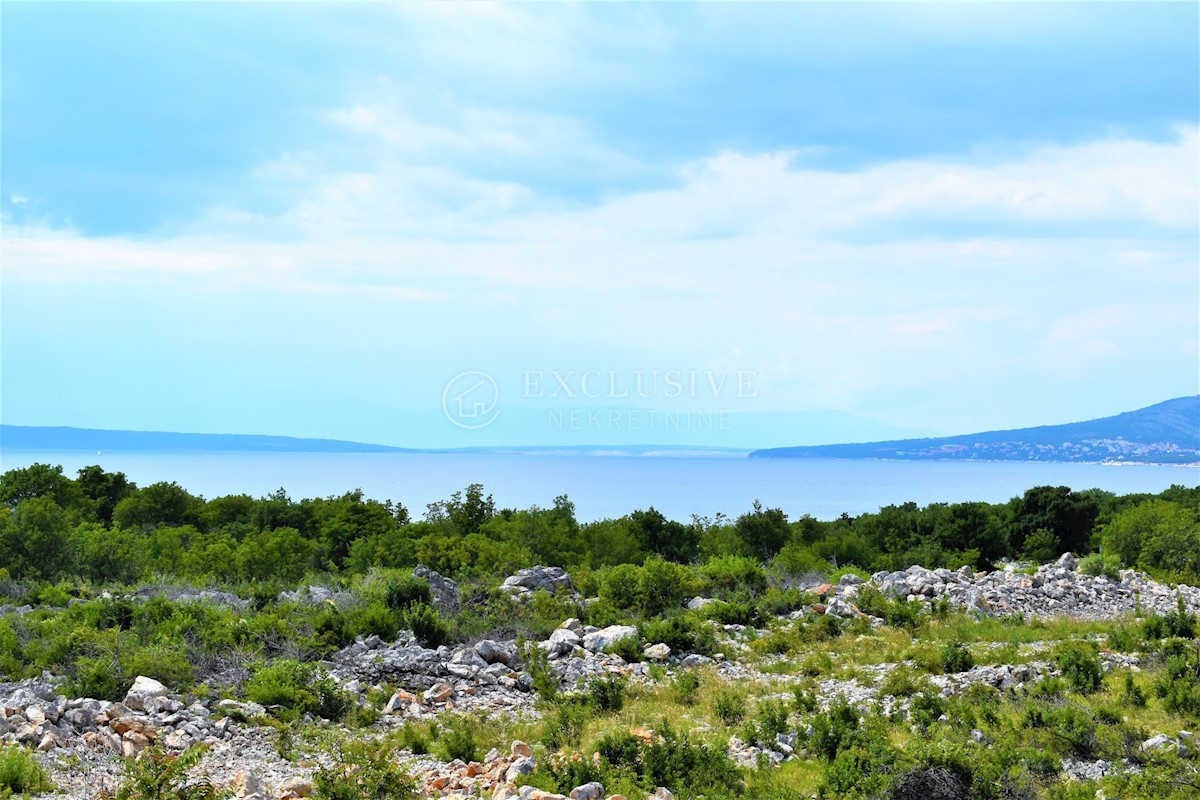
435,717,479,763
810,696,860,762
586,674,626,713
541,700,588,751
599,564,643,611
701,555,767,596
1053,643,1103,695
940,641,974,674
111,745,224,800
244,660,348,721
401,604,450,649
640,724,742,797
639,615,716,656
1079,553,1121,580
0,745,54,795
384,576,432,610
671,670,701,705
604,635,643,664
713,688,745,726
908,692,948,730
879,665,931,699
313,738,418,800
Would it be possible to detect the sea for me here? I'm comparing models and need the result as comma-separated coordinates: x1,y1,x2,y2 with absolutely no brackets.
1,450,1195,522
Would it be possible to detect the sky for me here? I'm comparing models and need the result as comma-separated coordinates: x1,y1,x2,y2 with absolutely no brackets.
2,2,1198,449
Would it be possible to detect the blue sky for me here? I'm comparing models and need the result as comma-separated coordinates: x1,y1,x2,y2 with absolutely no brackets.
2,2,1197,448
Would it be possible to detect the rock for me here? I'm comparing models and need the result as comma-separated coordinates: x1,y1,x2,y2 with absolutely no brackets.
686,597,713,611
569,782,604,800
559,618,584,633
643,643,671,661
278,777,314,799
233,770,266,800
124,676,168,711
543,628,582,657
1056,553,1078,571
501,566,575,595
582,625,638,652
1142,733,1175,752
414,564,462,613
512,740,534,758
425,683,455,703
476,640,518,666
451,647,489,671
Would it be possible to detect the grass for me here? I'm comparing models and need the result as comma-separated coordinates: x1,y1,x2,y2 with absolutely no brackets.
0,746,53,796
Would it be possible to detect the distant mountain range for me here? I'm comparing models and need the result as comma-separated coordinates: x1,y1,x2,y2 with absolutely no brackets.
750,396,1200,464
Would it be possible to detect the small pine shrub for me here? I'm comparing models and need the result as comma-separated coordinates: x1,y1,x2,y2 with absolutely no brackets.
810,696,860,762
713,688,746,726
586,674,626,713
401,604,450,649
384,576,432,610
1079,553,1121,580
1121,673,1147,708
940,641,974,674
112,745,225,800
541,700,588,751
313,739,418,800
1053,643,1103,695
0,745,53,796
603,635,643,664
244,660,348,721
908,692,947,729
435,717,479,763
671,670,701,705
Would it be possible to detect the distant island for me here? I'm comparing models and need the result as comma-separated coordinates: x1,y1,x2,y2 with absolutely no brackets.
0,425,749,458
750,396,1200,464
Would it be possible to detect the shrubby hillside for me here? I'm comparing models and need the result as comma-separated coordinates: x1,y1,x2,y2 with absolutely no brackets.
0,464,1197,799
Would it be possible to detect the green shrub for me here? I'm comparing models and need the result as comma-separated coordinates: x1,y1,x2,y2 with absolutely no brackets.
940,641,974,674
521,640,558,702
1079,553,1121,580
639,615,716,656
671,670,701,705
435,717,479,763
1121,672,1147,708
384,576,432,610
396,721,430,755
244,660,347,721
701,555,767,596
908,692,947,729
885,598,924,630
1053,642,1103,695
541,700,588,751
599,564,643,611
0,745,53,795
586,674,626,713
640,724,742,797
810,696,860,762
313,738,418,800
879,665,931,698
713,688,746,726
401,604,450,649
111,745,225,800
604,635,643,664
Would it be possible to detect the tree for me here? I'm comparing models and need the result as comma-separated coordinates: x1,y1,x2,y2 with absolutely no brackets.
0,463,82,510
627,507,698,563
1101,500,1197,568
736,501,790,561
76,465,135,524
0,496,73,579
1009,486,1099,555
113,482,203,530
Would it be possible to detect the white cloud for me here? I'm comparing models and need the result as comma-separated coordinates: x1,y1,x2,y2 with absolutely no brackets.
3,126,1195,423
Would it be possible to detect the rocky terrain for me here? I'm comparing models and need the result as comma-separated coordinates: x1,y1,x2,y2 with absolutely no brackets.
2,558,1197,800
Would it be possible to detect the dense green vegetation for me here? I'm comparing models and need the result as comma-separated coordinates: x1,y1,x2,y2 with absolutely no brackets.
2,464,1198,590
0,464,1198,799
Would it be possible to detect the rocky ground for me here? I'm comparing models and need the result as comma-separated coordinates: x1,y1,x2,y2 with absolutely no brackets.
3,558,1197,799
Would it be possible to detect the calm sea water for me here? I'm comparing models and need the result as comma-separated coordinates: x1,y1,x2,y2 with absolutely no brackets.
2,450,1195,522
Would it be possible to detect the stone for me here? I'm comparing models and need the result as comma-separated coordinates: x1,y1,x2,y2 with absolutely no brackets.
511,740,534,758
1142,733,1175,752
278,777,315,799
569,782,604,800
686,597,713,611
501,566,575,595
415,564,462,613
476,639,518,666
643,643,671,661
542,628,582,656
582,625,638,652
